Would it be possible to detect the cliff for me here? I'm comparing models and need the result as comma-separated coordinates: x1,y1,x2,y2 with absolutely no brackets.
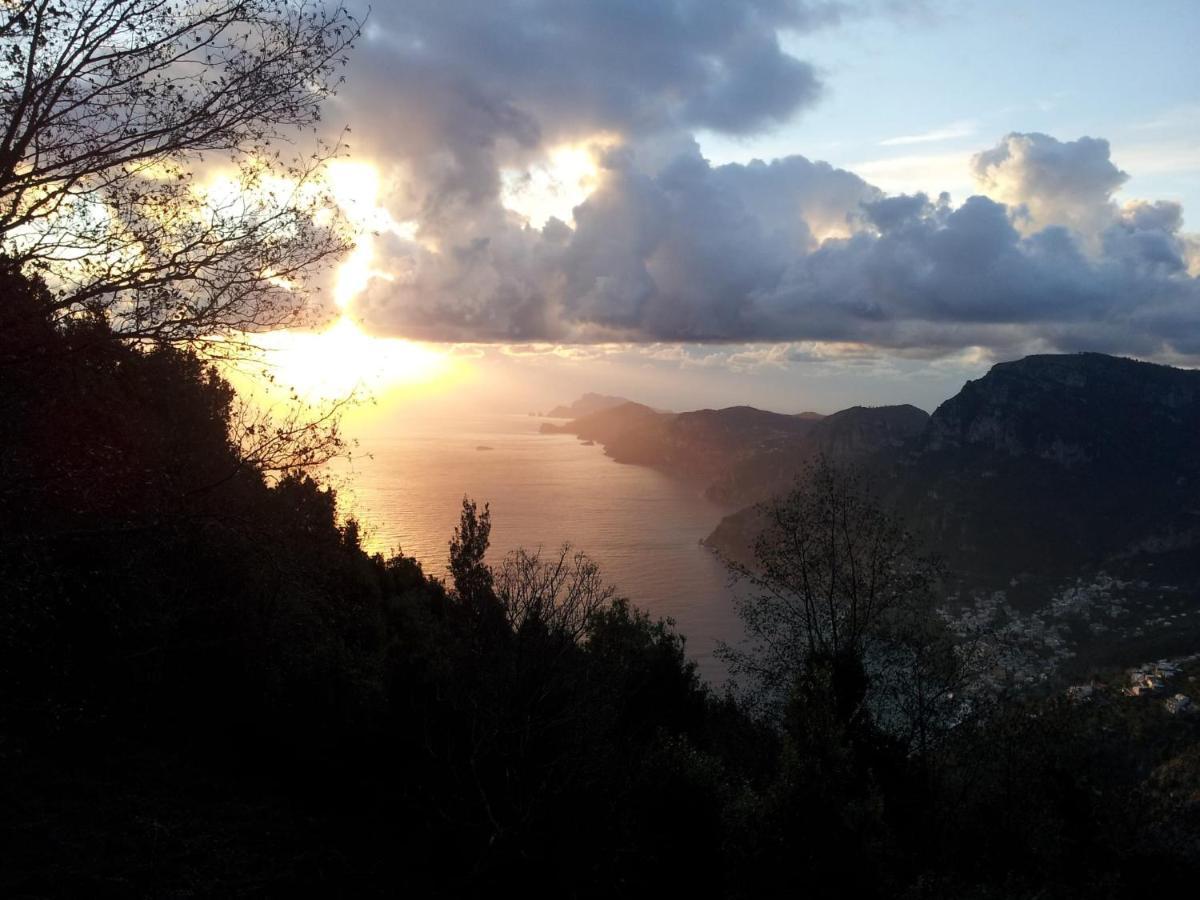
707,353,1200,583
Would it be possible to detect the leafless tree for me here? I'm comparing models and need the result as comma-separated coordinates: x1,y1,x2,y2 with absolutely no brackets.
494,544,616,643
0,0,360,350
225,382,357,476
719,456,953,735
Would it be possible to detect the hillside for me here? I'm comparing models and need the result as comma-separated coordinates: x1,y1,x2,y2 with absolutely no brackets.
539,400,672,464
542,399,926,496
7,264,1199,895
704,353,1200,680
896,353,1200,579
706,404,929,505
708,352,1200,583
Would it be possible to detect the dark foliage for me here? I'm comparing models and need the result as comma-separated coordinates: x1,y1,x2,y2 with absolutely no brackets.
2,266,1198,896
0,265,723,895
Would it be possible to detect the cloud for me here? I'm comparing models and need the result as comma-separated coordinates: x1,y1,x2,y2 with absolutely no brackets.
880,119,977,146
322,1,1200,365
970,132,1129,237
337,0,838,235
352,142,882,342
351,134,1200,362
757,190,1200,357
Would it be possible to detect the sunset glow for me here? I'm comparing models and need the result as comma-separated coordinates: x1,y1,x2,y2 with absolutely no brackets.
222,157,454,402
322,159,419,309
249,315,457,402
8,1,1200,891
501,138,614,228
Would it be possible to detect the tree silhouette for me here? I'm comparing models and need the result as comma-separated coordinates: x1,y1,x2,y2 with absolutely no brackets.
719,456,944,730
495,544,616,642
0,0,359,351
448,496,496,612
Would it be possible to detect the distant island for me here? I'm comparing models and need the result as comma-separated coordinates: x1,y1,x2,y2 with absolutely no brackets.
544,392,632,418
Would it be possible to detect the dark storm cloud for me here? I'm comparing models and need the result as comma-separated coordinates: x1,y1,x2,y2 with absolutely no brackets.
757,191,1200,356
338,0,836,229
331,0,1200,362
353,142,883,342
558,148,884,339
353,136,1200,360
358,0,834,136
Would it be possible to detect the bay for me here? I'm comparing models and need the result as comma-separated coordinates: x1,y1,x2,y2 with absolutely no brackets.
330,412,743,682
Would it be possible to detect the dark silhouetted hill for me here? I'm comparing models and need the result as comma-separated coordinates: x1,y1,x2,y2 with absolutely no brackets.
708,353,1200,586
706,404,929,505
542,399,926,494
896,353,1200,580
4,261,1198,895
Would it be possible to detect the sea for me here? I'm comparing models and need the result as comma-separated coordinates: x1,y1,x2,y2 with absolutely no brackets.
329,412,744,683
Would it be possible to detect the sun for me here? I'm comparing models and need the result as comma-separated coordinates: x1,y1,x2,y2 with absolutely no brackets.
249,316,457,402
213,141,626,408
209,157,460,404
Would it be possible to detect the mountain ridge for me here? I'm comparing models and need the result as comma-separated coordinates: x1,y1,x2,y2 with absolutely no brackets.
544,354,1200,590
705,352,1200,584
541,398,925,492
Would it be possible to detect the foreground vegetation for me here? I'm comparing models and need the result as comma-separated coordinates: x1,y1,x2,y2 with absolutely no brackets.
2,265,1199,897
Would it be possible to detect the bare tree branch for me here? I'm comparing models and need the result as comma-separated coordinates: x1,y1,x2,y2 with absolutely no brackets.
0,0,361,351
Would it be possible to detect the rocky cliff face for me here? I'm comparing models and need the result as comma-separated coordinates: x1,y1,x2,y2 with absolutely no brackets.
894,353,1200,580
551,355,1200,588
708,353,1200,585
924,353,1200,464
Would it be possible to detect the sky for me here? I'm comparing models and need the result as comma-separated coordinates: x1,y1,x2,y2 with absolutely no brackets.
704,0,1200,218
287,0,1200,416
